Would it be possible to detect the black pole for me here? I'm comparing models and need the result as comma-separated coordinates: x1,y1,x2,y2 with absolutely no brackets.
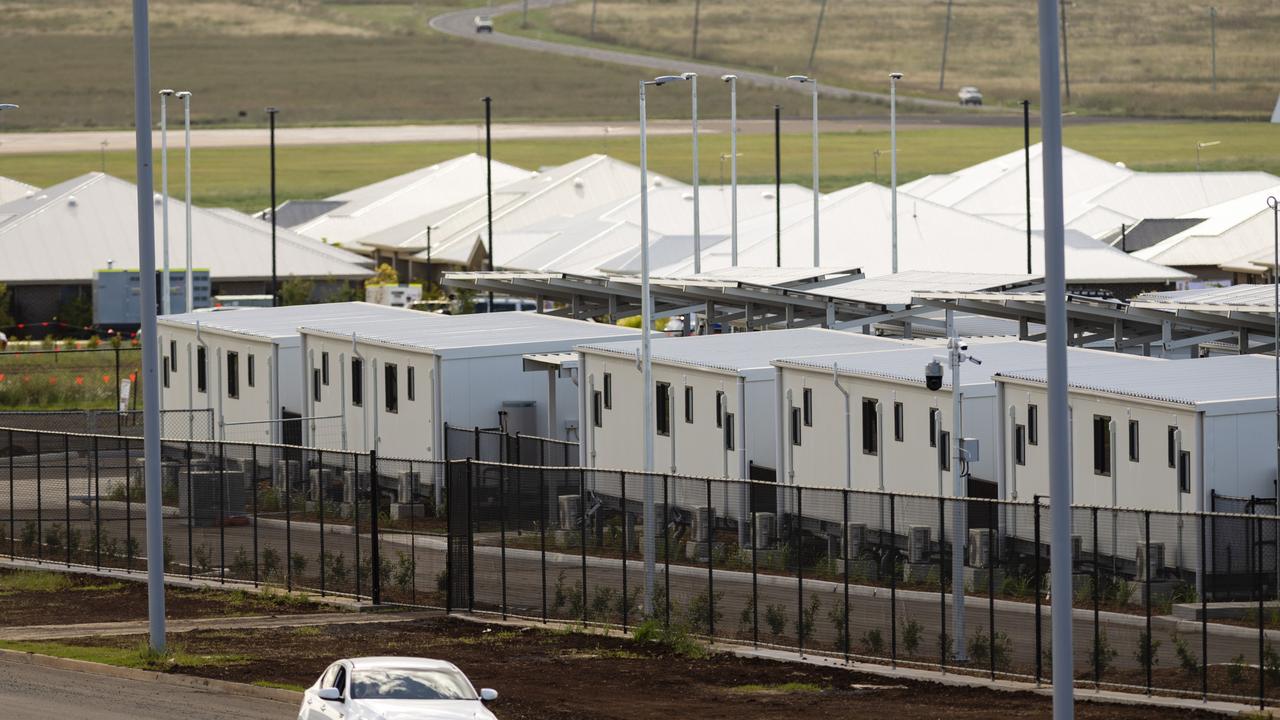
889,492,897,667
938,495,946,669
370,450,381,605
266,107,279,306
1022,100,1032,275
484,96,494,313
774,105,782,268
1144,510,1152,694
1033,495,1042,685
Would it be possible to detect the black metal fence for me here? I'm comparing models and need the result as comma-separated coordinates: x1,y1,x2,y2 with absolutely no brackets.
0,409,214,440
444,423,578,467
5,424,1280,709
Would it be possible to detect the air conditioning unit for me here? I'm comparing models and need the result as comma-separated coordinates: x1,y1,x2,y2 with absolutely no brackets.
1136,542,1165,582
693,506,716,543
908,526,931,564
341,469,358,505
968,529,993,568
845,523,867,559
558,494,581,531
1071,535,1083,566
397,471,420,503
753,512,776,548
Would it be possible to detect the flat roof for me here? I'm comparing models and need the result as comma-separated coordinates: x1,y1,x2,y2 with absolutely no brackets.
578,328,915,380
302,311,637,359
776,340,1163,391
157,302,425,342
995,354,1274,409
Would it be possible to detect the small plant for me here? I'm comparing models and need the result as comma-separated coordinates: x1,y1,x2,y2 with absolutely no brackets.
765,603,787,638
261,547,281,580
795,596,820,646
861,628,885,655
1091,629,1118,677
393,551,414,593
902,618,922,657
125,535,140,560
1134,630,1161,668
20,521,37,550
1172,633,1199,675
567,581,586,620
552,570,570,611
66,526,82,558
435,569,448,594
44,524,64,554
967,628,1012,670
631,619,706,659
938,632,953,662
193,544,212,574
1264,643,1280,683
290,552,308,579
230,547,253,578
1228,654,1247,684
102,535,120,561
739,595,756,636
590,585,618,622
827,597,848,652
684,589,723,635
326,552,350,586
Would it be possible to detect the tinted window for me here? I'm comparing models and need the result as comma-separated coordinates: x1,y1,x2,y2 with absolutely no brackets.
893,402,904,442
802,388,813,427
1093,415,1111,476
226,351,239,399
1027,405,1039,445
352,358,364,407
385,363,398,414
350,668,477,701
861,398,878,455
656,382,671,436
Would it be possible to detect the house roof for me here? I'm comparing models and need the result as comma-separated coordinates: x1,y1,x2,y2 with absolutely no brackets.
1130,284,1280,313
157,302,427,342
1130,184,1280,269
578,328,915,380
0,176,38,205
996,354,1275,409
0,173,374,285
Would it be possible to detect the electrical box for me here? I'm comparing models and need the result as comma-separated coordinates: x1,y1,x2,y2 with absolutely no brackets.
365,284,423,308
93,268,211,326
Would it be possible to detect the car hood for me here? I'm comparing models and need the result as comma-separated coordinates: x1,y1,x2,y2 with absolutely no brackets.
353,699,495,720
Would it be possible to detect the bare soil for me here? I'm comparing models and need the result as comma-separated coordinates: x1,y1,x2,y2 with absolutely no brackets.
0,567,334,627
72,617,1223,719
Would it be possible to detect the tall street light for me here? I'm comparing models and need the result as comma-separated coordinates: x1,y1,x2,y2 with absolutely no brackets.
774,104,781,268
129,0,167,653
682,73,702,275
1196,140,1221,171
787,75,820,266
890,72,903,274
721,75,739,267
484,96,494,312
1023,99,1032,275
178,91,193,312
640,73,686,616
158,88,173,315
1036,0,1074,715
266,107,279,306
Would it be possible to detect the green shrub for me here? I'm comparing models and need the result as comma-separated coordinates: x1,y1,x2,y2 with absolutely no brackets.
902,618,922,656
764,603,787,638
861,628,884,655
1172,633,1199,675
1091,629,1118,677
684,589,723,635
1134,630,1161,668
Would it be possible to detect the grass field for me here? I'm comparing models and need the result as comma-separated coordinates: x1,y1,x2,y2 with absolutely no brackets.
511,0,1280,119
4,121,1277,213
0,0,879,131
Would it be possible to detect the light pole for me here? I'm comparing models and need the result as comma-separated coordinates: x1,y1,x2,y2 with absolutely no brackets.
774,104,781,268
890,72,903,274
266,107,279,306
683,73,701,274
1270,195,1278,563
1210,7,1218,92
943,338,981,661
1037,0,1074,715
788,75,820,266
484,96,494,312
158,89,173,315
721,74,739,267
100,139,108,173
1023,99,1032,275
178,91,193,312
129,0,167,653
640,74,686,616
1196,140,1221,171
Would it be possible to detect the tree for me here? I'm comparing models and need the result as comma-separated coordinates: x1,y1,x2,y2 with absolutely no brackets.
0,283,13,328
278,277,314,306
365,263,398,287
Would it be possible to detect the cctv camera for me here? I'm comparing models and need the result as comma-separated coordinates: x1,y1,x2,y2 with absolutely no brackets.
959,343,969,351
924,359,944,392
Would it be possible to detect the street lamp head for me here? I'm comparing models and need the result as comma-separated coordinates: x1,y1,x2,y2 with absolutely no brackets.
158,89,174,97
720,74,737,83
889,72,904,81
681,72,697,80
1197,140,1221,149
0,104,19,111
651,75,686,86
786,75,812,83
176,91,191,99
1268,196,1278,211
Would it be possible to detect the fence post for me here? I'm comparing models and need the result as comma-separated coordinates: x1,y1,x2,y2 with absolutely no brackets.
539,464,547,623
115,347,122,436
796,485,806,653
621,470,629,631
446,461,455,615
707,476,716,639
466,457,474,613
889,492,897,668
218,440,226,584
285,446,293,593
1258,513,1266,710
1144,509,1152,695
499,459,507,619
988,499,996,681
473,426,480,462
663,474,671,629
751,476,759,647
36,432,43,563
842,488,850,664
370,449,381,606
251,444,259,587
938,495,946,670
1033,495,1042,685
93,435,101,569
579,466,587,625
318,449,326,597
355,452,362,599
186,441,194,580
63,433,71,568
7,428,13,560
1200,511,1207,702
1092,506,1100,689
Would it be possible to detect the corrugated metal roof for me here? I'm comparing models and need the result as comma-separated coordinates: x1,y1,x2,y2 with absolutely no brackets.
996,354,1274,407
1131,184,1280,269
1087,172,1280,222
158,302,428,341
776,340,1163,391
577,328,914,379
1131,284,1279,312
0,173,373,284
803,270,1037,307
302,311,638,357
0,176,37,205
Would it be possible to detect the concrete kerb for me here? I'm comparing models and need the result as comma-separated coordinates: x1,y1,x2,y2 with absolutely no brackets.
446,612,1277,718
0,646,303,705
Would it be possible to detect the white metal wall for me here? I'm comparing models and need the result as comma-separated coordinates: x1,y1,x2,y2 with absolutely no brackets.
157,323,279,443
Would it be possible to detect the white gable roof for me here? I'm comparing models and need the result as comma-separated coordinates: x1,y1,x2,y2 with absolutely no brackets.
1131,184,1280,268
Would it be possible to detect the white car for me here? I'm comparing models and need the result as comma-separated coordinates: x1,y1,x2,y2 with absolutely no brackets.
299,657,498,720
958,86,983,106
474,15,494,33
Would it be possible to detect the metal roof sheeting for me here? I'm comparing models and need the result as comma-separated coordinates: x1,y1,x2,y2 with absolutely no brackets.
0,176,37,205
158,302,428,341
1131,284,1280,312
1131,184,1280,269
996,354,1275,408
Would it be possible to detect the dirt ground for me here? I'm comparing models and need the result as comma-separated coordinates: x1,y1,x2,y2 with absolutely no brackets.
0,568,333,627
70,618,1224,720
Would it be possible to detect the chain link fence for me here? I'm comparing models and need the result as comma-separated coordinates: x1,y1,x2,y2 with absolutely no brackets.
444,423,578,466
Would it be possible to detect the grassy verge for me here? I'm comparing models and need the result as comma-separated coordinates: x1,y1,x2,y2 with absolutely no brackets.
0,639,246,670
8,122,1279,214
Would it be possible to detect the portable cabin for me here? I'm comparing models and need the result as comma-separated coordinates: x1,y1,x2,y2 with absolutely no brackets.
576,329,916,481
157,302,424,444
299,312,637,461
772,340,1166,496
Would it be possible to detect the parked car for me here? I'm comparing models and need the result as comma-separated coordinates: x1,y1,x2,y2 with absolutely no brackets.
474,15,494,33
299,657,498,720
958,86,983,106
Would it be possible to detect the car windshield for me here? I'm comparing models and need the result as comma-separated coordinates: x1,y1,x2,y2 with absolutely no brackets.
349,668,477,701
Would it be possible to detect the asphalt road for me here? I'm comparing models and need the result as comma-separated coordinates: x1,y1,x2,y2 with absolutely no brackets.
0,654,295,720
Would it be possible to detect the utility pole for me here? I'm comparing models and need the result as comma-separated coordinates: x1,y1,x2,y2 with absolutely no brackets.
158,89,173,315
590,0,599,38
130,0,167,653
939,0,954,91
1210,6,1218,92
484,96,494,312
774,104,781,268
522,0,529,28
807,0,829,72
1023,99,1032,275
1060,0,1072,103
266,107,279,306
691,0,702,58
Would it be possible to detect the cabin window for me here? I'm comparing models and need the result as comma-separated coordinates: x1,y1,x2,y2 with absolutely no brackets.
861,398,879,455
724,413,735,451
1128,420,1140,462
603,373,613,409
893,402,904,442
351,358,364,407
247,354,255,388
312,368,322,402
1027,404,1039,445
592,391,603,428
196,346,207,393
407,366,415,402
928,407,940,448
169,340,177,372
939,431,951,471
384,363,398,414
1167,426,1179,468
790,407,802,446
321,352,330,386
226,352,240,399
1092,415,1111,477
655,382,671,436
802,388,813,427
1014,425,1027,466
684,386,694,424
715,391,725,428
162,360,170,388
1178,450,1191,493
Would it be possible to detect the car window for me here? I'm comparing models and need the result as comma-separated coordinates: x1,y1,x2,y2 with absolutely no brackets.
320,664,340,689
350,668,478,700
332,666,347,694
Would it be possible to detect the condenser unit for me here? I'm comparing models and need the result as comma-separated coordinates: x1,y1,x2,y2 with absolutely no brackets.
908,526,931,564
967,528,993,568
1136,542,1165,582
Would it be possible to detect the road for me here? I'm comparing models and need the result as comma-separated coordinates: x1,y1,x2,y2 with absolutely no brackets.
0,654,294,720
